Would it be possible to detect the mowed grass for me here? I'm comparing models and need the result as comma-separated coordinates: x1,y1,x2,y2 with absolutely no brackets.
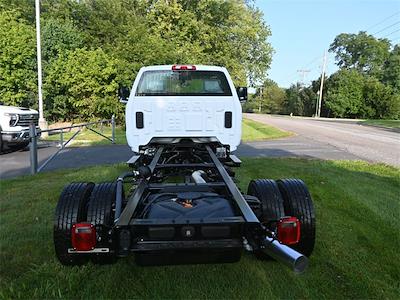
242,118,292,142
43,125,127,146
362,119,400,129
44,118,290,147
0,159,399,299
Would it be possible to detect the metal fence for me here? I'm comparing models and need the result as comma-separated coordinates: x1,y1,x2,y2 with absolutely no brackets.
29,115,115,174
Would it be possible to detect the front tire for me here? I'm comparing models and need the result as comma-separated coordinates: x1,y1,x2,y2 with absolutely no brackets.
54,182,94,265
277,179,316,257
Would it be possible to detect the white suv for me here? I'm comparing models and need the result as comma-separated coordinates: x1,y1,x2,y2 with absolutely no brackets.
0,103,39,152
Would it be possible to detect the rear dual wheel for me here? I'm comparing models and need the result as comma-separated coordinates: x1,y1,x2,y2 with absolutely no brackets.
53,182,94,265
87,182,118,264
247,178,316,257
53,182,118,266
277,179,316,256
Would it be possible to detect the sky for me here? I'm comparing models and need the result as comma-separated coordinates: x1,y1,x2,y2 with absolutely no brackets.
255,0,400,88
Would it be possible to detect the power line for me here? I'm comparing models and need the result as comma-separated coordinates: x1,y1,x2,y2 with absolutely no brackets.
297,69,311,85
366,11,400,31
281,54,322,85
373,21,400,35
381,28,400,38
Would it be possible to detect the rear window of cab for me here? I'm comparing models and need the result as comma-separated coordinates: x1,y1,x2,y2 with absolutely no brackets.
136,70,232,96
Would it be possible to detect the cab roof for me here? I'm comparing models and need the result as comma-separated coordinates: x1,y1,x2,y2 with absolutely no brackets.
140,65,227,72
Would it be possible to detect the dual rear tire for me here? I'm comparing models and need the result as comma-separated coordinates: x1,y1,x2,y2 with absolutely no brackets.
247,178,316,257
53,182,117,266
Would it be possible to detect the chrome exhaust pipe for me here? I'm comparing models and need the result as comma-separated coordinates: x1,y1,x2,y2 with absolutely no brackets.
262,237,308,273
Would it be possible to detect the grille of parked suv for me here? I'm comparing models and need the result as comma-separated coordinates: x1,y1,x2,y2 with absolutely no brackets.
16,114,39,126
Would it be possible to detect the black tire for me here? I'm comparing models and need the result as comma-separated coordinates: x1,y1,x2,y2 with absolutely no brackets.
20,141,29,149
277,179,316,257
87,182,117,264
247,179,285,260
54,182,94,265
243,194,262,220
247,179,285,225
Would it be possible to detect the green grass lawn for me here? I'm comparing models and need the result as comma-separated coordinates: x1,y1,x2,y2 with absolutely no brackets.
43,125,127,146
43,119,290,147
361,119,400,129
1,159,399,299
242,118,292,142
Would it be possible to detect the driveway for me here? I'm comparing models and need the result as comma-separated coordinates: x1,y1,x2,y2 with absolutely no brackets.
1,115,398,179
0,139,358,180
245,114,400,167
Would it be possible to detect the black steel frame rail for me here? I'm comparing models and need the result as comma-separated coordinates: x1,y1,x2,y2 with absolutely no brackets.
205,145,260,223
116,147,164,226
115,144,260,227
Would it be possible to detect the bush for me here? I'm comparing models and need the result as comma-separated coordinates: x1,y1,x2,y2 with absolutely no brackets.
44,48,123,121
0,11,37,109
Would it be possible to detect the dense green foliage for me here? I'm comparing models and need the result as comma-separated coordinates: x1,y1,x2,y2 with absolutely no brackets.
0,0,273,120
329,31,391,78
246,32,399,119
325,69,365,118
245,79,286,114
1,159,399,298
325,33,399,119
0,11,37,108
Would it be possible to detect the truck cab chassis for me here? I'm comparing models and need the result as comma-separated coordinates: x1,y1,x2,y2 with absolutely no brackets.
53,65,315,272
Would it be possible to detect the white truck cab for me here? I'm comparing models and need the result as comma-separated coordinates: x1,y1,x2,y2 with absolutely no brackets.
0,103,39,152
122,65,247,153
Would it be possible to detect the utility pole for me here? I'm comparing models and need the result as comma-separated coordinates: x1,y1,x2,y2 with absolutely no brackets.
315,91,319,117
35,0,47,131
316,50,327,118
258,86,263,113
297,69,310,86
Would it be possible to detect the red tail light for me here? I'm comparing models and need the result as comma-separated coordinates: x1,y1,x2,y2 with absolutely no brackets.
277,217,300,245
71,223,96,251
172,65,196,71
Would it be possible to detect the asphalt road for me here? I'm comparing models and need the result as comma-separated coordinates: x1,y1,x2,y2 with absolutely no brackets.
245,113,400,166
1,115,398,179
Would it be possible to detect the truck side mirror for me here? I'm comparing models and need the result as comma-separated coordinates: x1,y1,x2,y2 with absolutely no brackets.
236,87,247,102
118,87,130,104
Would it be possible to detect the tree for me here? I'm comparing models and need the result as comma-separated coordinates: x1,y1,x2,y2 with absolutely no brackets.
382,45,400,93
325,69,365,118
282,83,304,116
252,79,285,113
0,0,274,120
362,76,399,119
44,48,121,120
145,0,273,86
41,18,85,62
329,31,391,78
0,10,37,108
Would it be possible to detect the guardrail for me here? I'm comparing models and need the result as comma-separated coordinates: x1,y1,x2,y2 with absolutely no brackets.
29,115,115,174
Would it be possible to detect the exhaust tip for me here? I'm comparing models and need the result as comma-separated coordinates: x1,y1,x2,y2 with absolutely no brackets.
293,255,308,273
